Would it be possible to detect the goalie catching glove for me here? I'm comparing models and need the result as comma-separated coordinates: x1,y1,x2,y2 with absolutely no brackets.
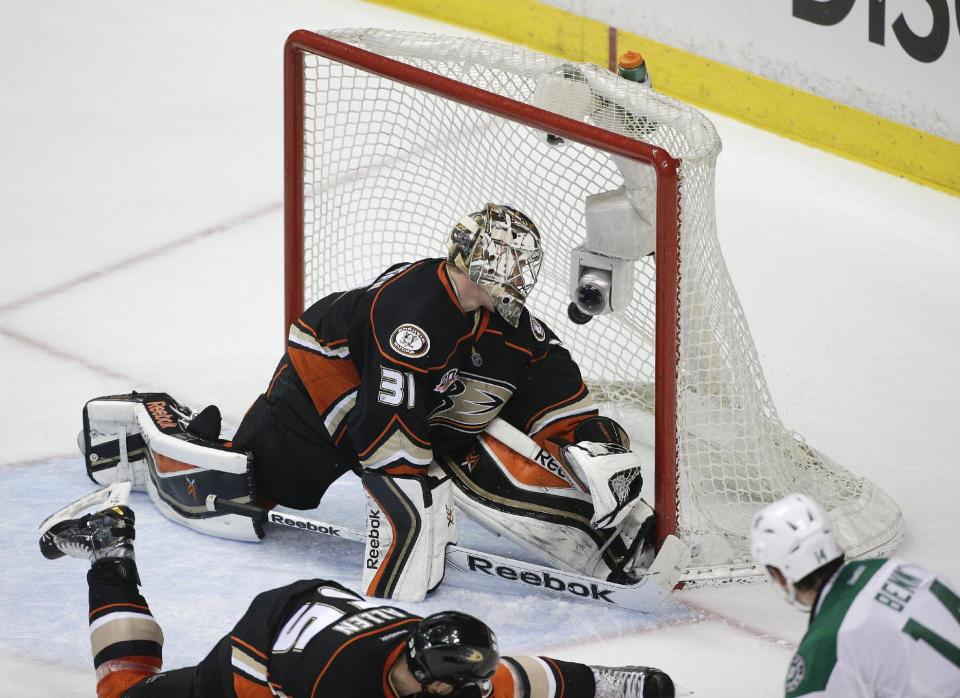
561,416,649,529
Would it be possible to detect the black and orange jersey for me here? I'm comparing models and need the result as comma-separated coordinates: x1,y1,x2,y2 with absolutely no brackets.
279,259,596,477
224,579,598,698
226,579,420,697
90,570,600,698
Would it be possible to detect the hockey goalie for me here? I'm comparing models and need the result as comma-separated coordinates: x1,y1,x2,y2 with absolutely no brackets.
77,204,658,601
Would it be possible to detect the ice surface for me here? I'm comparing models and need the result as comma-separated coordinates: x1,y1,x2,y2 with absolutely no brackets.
2,0,959,696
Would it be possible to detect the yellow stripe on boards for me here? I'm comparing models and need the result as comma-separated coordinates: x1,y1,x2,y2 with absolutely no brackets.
368,0,959,196
368,0,609,63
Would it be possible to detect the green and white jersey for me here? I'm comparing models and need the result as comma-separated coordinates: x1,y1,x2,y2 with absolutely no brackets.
785,558,960,697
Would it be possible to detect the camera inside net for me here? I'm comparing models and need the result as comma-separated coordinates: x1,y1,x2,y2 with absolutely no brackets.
568,248,634,320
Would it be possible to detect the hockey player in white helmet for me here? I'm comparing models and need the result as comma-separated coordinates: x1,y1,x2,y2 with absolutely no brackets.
751,493,960,697
78,203,657,602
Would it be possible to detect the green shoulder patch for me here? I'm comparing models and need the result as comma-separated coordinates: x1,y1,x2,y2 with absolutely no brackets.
787,559,886,696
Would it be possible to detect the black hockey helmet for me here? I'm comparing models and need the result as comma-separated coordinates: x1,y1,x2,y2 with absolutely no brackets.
406,611,500,695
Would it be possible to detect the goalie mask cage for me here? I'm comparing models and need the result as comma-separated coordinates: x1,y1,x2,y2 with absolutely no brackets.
283,28,903,583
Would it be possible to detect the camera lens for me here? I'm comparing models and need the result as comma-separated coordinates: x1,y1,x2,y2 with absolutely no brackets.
576,284,605,313
574,269,611,315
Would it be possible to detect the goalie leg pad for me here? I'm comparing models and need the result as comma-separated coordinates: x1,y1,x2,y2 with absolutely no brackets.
361,472,458,602
441,437,642,579
81,393,262,542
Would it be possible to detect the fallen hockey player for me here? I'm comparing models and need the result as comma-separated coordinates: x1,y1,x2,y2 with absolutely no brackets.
39,483,677,697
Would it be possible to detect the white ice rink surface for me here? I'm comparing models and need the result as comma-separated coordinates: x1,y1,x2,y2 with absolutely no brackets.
2,1,959,696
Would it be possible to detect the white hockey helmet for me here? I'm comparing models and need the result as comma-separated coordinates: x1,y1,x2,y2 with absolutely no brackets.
447,203,543,327
751,493,844,608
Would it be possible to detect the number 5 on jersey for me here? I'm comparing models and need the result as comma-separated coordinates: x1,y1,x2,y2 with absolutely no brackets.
378,367,416,408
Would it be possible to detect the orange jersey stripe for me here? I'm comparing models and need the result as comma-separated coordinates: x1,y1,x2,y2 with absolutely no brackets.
437,262,465,312
528,414,591,464
357,413,431,459
265,363,288,397
503,341,533,356
89,602,151,621
233,673,273,698
97,668,157,698
287,346,361,418
379,464,424,477
381,641,407,696
481,434,572,489
309,619,419,697
543,657,567,697
524,384,592,432
490,662,518,697
231,635,268,659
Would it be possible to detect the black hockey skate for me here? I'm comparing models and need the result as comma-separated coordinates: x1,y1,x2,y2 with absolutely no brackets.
40,505,136,562
591,665,675,698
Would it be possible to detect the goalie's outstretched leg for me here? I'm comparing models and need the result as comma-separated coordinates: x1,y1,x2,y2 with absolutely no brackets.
440,431,656,581
78,392,263,542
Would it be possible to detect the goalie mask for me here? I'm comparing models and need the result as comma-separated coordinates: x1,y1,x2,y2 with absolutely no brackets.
448,204,543,327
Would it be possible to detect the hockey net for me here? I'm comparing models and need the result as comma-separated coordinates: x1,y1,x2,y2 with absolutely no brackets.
283,28,903,583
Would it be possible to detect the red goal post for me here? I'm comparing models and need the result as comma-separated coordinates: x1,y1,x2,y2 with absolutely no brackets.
282,28,903,583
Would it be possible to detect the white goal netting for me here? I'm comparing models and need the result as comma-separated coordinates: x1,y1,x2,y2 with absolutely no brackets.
290,28,903,580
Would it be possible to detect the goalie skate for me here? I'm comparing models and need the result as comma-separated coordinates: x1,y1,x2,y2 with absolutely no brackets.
592,665,676,698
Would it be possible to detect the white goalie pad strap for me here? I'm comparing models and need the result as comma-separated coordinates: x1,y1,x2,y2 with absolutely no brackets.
83,398,149,489
361,473,458,602
562,441,651,529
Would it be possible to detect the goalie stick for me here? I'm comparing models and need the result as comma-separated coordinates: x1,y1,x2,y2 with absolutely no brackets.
206,494,689,613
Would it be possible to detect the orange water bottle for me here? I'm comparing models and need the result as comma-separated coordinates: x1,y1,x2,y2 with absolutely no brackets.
617,51,651,87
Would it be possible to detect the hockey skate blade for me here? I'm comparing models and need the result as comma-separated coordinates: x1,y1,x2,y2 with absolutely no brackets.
644,535,690,592
39,481,132,541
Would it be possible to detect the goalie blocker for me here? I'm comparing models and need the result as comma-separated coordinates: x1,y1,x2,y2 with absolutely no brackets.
79,393,262,542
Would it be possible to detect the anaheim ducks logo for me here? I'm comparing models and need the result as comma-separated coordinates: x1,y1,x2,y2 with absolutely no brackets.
462,649,485,663
429,373,514,432
389,324,430,358
434,368,460,394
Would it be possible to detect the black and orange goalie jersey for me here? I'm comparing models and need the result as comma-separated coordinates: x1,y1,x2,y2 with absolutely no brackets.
273,259,596,479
